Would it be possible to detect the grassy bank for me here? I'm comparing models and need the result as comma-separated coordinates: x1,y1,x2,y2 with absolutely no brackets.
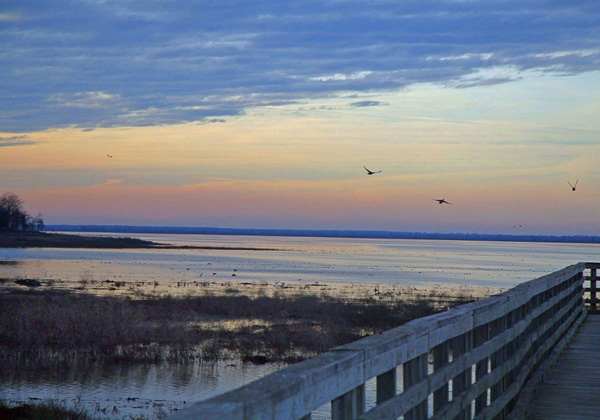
0,286,475,365
0,231,282,250
0,231,156,249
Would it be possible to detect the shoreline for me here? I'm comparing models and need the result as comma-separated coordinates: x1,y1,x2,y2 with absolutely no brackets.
46,224,600,245
0,231,282,251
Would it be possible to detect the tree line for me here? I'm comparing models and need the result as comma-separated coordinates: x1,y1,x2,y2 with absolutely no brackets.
0,193,44,232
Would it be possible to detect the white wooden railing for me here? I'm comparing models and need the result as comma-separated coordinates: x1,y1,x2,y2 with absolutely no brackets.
171,262,596,420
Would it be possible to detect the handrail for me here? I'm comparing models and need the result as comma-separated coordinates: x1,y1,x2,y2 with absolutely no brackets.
170,262,595,420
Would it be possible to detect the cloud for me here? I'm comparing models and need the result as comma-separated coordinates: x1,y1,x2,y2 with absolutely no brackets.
0,135,36,148
428,53,495,62
309,71,374,82
447,65,523,88
2,0,600,131
49,91,121,109
350,100,387,108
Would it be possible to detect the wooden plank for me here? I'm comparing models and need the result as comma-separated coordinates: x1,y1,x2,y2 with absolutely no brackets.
403,354,428,420
474,324,489,415
431,293,583,420
511,310,588,418
169,349,365,420
376,369,396,404
590,268,597,312
170,264,587,420
476,303,585,420
359,286,582,420
432,342,449,413
584,262,600,270
332,385,365,420
527,314,600,420
450,333,470,420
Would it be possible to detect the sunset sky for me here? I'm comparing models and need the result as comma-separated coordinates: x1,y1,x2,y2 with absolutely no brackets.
1,1,600,234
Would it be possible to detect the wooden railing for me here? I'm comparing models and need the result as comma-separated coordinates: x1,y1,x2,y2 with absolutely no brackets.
584,262,600,313
171,263,595,420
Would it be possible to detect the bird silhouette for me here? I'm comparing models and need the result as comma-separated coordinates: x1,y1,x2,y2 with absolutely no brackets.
568,179,579,191
434,198,452,205
363,166,382,175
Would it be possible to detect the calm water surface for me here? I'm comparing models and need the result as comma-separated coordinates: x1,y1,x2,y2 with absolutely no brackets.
2,233,599,288
1,234,599,418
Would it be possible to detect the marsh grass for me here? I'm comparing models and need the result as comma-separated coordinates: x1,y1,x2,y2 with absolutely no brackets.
0,287,474,365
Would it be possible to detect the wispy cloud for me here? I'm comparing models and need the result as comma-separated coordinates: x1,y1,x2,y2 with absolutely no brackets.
2,0,600,131
49,91,121,109
350,100,387,108
309,71,374,82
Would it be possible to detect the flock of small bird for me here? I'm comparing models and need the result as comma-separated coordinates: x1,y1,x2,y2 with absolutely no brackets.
103,154,579,208
363,165,580,206
364,165,453,205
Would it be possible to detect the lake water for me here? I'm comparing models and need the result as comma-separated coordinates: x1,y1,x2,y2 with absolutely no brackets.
2,233,600,289
0,360,285,419
1,233,599,418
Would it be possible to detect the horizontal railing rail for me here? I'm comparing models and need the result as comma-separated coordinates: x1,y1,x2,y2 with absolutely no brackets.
171,262,595,420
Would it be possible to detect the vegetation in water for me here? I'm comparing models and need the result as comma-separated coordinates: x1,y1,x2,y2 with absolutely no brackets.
0,286,475,365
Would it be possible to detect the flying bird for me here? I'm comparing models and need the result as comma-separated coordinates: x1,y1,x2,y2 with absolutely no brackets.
568,179,579,191
106,154,113,158
363,166,382,175
434,198,452,205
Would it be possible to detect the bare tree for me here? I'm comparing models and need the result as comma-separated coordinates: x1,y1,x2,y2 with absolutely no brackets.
0,193,44,231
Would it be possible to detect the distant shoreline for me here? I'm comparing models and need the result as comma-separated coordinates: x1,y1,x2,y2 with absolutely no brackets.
0,231,156,249
0,231,282,250
45,224,600,245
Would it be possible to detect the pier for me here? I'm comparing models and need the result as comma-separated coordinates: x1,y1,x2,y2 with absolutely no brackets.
171,262,599,420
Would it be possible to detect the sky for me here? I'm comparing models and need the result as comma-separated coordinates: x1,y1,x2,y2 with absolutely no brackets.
1,0,600,234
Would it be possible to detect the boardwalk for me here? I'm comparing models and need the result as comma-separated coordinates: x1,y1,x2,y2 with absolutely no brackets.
529,314,600,420
171,263,597,420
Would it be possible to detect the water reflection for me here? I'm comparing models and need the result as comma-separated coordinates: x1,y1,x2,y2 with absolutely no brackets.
1,235,600,289
2,234,600,418
0,359,285,419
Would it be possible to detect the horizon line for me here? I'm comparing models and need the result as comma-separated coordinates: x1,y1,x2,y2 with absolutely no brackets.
45,224,600,245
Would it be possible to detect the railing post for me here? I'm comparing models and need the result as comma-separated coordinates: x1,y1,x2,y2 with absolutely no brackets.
591,267,597,313
170,264,592,420
451,333,471,420
474,323,490,415
331,384,365,420
433,342,449,414
376,368,396,404
404,354,428,420
490,316,507,418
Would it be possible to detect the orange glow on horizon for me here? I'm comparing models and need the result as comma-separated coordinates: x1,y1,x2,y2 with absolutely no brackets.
3,77,600,234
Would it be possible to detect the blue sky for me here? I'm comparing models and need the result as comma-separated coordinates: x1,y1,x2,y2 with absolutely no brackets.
2,0,600,131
